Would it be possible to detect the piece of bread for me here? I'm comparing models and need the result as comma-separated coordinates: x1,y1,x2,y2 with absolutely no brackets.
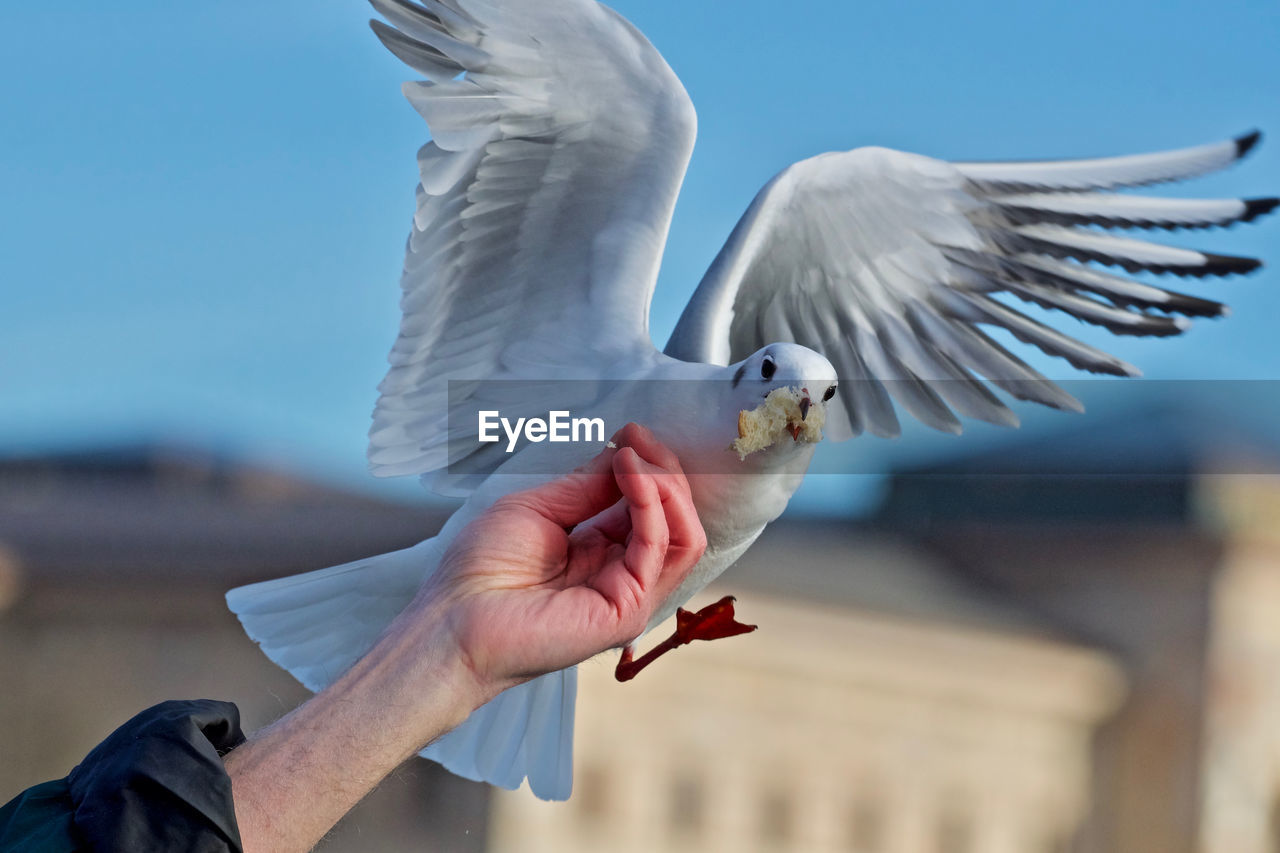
731,386,825,460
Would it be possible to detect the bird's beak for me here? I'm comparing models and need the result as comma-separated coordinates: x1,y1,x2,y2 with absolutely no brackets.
798,393,811,421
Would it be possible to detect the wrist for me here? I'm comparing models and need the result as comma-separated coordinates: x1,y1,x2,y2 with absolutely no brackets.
344,599,494,754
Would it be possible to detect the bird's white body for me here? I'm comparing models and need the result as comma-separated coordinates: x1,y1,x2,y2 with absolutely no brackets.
229,0,1273,801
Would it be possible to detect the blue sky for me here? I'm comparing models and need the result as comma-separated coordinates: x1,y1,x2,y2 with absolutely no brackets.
2,0,1277,509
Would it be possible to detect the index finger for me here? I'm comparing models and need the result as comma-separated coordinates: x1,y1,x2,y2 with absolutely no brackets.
613,447,706,597
609,423,691,495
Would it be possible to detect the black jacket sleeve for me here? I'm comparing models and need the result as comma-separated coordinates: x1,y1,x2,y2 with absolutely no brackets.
0,699,247,853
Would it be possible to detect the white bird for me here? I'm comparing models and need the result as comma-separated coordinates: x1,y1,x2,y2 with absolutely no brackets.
227,0,1275,800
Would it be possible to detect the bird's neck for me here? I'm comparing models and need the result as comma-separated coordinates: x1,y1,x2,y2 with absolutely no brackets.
687,446,812,552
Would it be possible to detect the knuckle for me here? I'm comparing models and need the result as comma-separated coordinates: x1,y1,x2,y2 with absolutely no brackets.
691,528,708,557
489,493,529,518
641,537,667,565
490,493,519,510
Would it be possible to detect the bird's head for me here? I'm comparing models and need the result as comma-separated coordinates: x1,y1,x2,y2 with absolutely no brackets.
724,343,838,460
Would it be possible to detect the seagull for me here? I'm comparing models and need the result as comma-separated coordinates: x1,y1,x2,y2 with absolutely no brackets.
227,0,1276,800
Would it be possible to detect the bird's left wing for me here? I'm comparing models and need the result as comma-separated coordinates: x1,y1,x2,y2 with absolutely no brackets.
666,134,1275,440
366,0,696,481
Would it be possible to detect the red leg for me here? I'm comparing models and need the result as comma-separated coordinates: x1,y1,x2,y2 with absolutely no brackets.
615,595,757,682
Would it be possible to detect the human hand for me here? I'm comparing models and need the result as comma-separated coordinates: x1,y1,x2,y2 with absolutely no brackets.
418,423,707,696
225,425,704,851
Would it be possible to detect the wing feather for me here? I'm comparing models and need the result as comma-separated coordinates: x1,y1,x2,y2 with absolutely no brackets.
669,135,1273,435
953,131,1260,191
366,0,696,485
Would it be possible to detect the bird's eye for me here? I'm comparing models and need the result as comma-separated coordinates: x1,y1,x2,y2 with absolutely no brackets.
760,355,776,380
823,385,837,402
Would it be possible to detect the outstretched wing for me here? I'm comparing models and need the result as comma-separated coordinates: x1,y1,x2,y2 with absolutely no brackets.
367,0,696,479
666,133,1275,439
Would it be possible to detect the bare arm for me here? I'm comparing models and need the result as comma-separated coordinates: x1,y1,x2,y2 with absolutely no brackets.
223,424,705,852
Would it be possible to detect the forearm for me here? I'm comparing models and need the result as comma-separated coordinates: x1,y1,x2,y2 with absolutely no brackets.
224,599,491,853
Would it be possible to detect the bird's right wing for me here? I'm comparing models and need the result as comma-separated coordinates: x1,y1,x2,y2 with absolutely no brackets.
667,133,1274,439
365,0,697,483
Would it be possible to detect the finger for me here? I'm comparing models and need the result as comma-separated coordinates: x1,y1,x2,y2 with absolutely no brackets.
584,498,633,545
609,422,691,494
648,471,706,573
499,444,623,529
612,447,670,596
617,452,706,602
559,497,632,588
611,434,702,557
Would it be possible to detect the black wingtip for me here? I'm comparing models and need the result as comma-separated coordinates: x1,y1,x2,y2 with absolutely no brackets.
1163,292,1228,318
1200,252,1263,276
1242,197,1280,223
1235,130,1263,159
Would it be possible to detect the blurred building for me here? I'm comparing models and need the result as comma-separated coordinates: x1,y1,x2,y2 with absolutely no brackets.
3,400,1280,853
868,401,1280,853
491,529,1122,853
490,399,1280,853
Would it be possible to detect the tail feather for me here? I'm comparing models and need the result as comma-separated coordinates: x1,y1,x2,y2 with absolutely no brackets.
474,685,535,787
226,542,579,799
227,544,431,693
527,667,577,800
420,668,577,799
